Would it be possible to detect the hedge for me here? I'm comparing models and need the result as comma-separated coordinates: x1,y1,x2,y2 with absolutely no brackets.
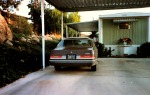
0,40,59,87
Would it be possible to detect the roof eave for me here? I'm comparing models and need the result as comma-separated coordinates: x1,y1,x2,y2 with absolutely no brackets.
99,12,150,19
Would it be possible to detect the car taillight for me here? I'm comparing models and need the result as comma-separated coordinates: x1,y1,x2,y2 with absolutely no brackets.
50,55,62,59
80,50,95,59
80,55,95,59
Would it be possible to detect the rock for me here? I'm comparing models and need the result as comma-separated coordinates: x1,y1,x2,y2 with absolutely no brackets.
5,40,13,46
32,37,40,43
20,37,26,42
0,12,13,43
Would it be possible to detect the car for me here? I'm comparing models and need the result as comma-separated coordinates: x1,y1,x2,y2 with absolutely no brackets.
49,37,98,71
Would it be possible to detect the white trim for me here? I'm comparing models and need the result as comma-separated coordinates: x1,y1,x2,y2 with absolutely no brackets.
61,12,64,39
99,12,150,19
98,19,103,43
41,0,45,69
148,16,150,42
113,18,138,23
67,20,98,25
66,25,68,38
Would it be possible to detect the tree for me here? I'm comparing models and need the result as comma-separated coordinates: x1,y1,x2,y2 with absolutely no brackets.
28,0,81,36
67,12,80,23
45,8,62,34
28,0,41,34
66,12,81,37
28,0,63,34
0,0,22,11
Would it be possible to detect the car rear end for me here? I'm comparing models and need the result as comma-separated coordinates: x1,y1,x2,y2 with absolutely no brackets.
49,37,98,71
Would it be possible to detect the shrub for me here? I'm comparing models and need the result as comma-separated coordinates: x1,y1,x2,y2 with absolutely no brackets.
9,16,33,41
44,40,60,64
96,42,115,58
0,40,59,88
95,42,105,57
139,42,150,57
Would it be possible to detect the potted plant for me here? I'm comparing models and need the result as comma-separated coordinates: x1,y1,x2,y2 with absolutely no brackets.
118,38,132,45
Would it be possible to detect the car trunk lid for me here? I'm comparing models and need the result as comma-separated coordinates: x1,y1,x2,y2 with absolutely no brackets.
50,46,95,59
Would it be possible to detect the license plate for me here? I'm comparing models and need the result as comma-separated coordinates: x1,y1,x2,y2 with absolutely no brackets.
66,54,76,59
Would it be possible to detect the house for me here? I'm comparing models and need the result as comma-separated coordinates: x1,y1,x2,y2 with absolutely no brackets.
66,12,150,56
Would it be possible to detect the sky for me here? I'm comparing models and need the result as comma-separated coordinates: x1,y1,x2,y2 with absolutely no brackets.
13,0,31,18
14,0,150,22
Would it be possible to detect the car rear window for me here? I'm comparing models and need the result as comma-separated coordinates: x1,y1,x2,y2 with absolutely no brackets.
64,39,92,46
57,39,92,47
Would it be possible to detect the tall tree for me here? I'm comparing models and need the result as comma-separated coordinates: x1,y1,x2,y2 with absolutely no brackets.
28,0,80,36
28,0,41,34
45,8,62,34
66,12,81,37
67,12,80,23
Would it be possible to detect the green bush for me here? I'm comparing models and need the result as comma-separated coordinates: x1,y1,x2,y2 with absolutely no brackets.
95,42,105,57
0,40,59,88
139,42,150,57
96,43,115,58
9,16,33,41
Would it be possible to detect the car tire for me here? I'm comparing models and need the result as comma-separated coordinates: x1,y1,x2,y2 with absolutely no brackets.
91,65,96,71
54,66,61,71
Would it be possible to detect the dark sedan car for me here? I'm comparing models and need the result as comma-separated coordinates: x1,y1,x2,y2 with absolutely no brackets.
49,37,98,71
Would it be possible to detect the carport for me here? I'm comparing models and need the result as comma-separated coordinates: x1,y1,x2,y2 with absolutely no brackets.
45,0,150,39
66,20,98,37
41,0,150,69
46,0,150,12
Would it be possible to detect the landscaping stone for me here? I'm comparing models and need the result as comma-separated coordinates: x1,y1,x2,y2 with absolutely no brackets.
0,12,12,43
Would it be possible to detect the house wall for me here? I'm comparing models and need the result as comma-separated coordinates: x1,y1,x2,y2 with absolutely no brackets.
101,17,148,56
105,45,140,56
103,18,148,45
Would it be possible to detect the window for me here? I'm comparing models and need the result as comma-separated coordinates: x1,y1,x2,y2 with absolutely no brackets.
63,39,91,46
118,23,130,29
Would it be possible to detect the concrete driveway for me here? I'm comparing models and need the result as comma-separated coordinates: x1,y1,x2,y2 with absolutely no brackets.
0,58,150,95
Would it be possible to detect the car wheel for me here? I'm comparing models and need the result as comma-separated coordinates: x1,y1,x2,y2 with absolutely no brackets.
91,65,96,71
54,66,61,71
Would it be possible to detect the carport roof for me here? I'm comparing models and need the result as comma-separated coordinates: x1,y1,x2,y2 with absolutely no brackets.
67,20,98,32
46,0,150,12
66,12,150,32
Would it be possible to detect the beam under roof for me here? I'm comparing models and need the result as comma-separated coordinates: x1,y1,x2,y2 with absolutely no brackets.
46,0,150,12
67,20,98,32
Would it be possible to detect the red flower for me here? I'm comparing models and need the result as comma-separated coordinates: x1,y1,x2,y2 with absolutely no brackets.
118,38,132,45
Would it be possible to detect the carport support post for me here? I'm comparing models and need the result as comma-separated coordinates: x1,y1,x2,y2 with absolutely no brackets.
61,12,64,39
66,25,68,38
41,0,45,69
98,18,103,43
148,16,150,42
76,31,77,37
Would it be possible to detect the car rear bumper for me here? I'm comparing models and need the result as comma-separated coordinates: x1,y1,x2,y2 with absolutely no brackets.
49,59,97,67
